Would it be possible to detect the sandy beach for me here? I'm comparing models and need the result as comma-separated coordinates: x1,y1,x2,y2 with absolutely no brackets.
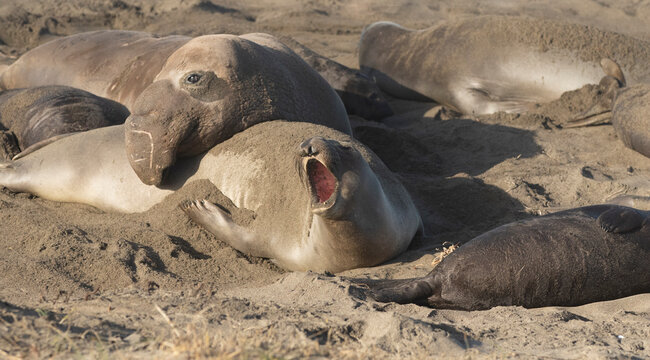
1,0,649,358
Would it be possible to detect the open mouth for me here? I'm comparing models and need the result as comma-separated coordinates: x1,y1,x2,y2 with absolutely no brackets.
307,159,337,204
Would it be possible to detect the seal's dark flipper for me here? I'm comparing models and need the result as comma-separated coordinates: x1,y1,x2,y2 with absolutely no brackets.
12,132,79,160
179,199,270,258
597,207,645,233
349,276,435,305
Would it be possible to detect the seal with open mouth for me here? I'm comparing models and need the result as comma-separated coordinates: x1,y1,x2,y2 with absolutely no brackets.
0,121,421,272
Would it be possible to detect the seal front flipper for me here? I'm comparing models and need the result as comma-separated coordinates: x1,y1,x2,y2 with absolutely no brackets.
565,58,625,128
180,199,271,258
597,206,646,233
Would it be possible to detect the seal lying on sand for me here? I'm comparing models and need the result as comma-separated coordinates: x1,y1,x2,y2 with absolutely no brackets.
359,16,650,115
279,36,393,120
606,84,650,158
0,86,128,157
0,30,351,186
0,121,422,273
353,205,650,310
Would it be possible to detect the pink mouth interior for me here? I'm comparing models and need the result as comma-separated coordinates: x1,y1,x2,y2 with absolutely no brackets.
307,160,336,203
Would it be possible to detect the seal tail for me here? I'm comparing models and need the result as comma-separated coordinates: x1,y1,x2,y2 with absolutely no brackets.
565,58,626,128
349,276,438,306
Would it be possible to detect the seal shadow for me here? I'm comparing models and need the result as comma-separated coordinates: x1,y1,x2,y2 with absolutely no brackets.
352,104,543,250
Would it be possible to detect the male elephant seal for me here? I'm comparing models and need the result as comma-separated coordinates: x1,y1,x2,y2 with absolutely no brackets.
359,16,650,115
0,121,421,273
0,31,351,185
353,205,650,310
0,85,128,157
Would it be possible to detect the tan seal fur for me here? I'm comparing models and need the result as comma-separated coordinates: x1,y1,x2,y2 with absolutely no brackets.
0,30,351,185
359,16,650,115
0,121,421,273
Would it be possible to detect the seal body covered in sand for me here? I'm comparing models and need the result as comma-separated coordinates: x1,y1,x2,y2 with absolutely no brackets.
0,121,421,273
0,85,128,154
0,30,351,185
359,16,650,115
355,205,650,310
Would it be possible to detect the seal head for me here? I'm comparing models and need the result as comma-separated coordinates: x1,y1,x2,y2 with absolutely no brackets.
125,35,284,185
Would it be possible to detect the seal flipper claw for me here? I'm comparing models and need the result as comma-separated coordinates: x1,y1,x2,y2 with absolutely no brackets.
596,207,645,233
180,199,269,258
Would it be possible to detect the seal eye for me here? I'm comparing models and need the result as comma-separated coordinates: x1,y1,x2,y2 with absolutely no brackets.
186,73,201,84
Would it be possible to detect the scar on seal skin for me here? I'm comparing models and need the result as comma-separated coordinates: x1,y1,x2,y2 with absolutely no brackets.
351,205,650,310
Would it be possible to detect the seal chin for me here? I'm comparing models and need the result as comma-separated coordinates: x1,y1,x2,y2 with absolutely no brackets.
304,158,340,213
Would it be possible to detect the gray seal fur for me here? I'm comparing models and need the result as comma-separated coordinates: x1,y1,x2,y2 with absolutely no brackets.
354,205,650,310
0,85,128,156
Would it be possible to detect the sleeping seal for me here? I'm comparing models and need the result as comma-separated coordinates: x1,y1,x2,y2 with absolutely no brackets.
353,205,650,310
0,30,351,185
0,85,128,157
0,121,421,273
359,16,650,115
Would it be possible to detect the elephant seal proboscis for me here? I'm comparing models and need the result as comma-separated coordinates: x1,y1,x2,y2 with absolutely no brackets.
0,85,129,159
352,205,650,310
0,121,422,273
0,30,351,186
359,16,650,115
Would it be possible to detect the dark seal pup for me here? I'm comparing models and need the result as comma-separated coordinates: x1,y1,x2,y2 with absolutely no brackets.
354,205,650,310
0,85,128,158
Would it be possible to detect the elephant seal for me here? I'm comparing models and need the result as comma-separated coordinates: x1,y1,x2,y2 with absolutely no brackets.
279,36,393,120
0,121,422,273
0,30,351,186
609,84,650,158
359,16,650,115
353,205,650,310
0,85,129,157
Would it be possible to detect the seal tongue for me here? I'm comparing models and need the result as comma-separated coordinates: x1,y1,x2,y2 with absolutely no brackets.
307,159,336,203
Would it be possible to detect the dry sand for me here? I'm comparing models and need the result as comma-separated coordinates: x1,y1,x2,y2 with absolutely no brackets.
1,0,650,358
